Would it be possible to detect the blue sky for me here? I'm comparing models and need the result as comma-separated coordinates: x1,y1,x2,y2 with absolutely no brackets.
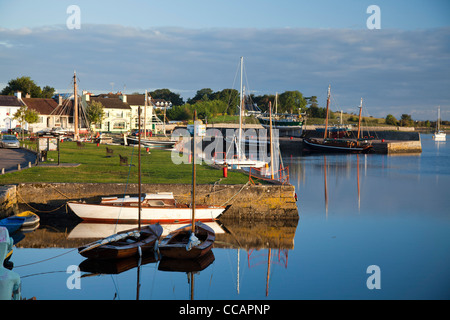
1,0,449,119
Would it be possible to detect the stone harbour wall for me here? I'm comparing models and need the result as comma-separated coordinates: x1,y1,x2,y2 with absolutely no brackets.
14,182,299,220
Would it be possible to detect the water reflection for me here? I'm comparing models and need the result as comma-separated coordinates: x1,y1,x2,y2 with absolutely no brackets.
6,217,298,300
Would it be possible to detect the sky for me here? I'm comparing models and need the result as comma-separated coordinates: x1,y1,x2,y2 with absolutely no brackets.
0,0,449,120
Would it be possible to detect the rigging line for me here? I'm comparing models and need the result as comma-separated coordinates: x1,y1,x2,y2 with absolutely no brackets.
14,248,78,268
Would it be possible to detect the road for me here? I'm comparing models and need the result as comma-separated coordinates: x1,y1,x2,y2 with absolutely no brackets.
0,148,38,173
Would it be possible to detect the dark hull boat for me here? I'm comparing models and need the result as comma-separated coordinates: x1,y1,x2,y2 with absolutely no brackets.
159,222,215,260
303,86,373,154
78,224,163,260
303,138,373,154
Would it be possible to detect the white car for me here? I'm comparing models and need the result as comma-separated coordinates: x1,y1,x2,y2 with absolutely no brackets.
0,135,20,148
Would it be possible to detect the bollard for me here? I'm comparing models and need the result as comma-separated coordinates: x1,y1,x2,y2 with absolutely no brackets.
17,164,21,171
1,168,4,175
28,162,32,168
223,166,228,178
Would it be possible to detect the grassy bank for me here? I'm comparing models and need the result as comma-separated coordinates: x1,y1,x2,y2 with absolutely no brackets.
0,141,250,185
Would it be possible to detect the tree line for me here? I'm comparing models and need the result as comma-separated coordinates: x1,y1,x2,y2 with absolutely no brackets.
1,76,445,127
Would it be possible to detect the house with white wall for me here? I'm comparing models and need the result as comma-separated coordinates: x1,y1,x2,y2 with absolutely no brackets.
82,93,131,133
0,92,26,132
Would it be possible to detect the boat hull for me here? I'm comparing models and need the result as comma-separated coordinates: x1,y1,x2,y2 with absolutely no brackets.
78,224,163,260
303,138,373,154
67,202,224,223
433,132,446,141
159,222,215,260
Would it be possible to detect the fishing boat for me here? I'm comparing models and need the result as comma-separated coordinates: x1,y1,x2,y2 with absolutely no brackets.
303,86,373,154
77,107,163,260
258,93,304,137
433,106,446,141
159,110,216,259
67,193,224,223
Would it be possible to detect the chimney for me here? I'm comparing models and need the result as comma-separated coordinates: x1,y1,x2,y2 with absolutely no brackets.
15,91,22,100
120,94,127,103
58,95,63,105
25,93,31,98
82,91,90,103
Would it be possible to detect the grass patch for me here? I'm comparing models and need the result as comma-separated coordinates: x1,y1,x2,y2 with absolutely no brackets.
0,142,251,185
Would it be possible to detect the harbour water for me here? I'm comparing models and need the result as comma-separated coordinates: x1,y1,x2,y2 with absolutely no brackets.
4,134,450,300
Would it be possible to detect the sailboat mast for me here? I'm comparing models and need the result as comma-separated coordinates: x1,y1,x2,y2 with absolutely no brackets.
438,106,441,131
238,57,244,159
138,106,142,232
323,85,330,139
191,109,197,233
144,90,147,137
73,71,79,141
357,98,363,141
269,101,274,179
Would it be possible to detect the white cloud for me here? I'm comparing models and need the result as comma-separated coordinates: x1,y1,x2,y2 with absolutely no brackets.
0,25,449,119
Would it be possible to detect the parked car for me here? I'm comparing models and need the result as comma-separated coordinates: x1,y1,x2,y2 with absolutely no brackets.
0,135,20,148
8,127,28,134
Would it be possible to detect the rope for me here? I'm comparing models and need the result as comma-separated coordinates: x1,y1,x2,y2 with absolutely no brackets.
16,190,68,213
14,248,78,268
220,181,250,206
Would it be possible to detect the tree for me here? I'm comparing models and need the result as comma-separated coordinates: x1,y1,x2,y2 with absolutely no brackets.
187,88,214,104
86,101,105,132
1,76,55,98
41,85,55,98
278,91,307,114
399,114,413,127
149,88,184,106
13,105,39,140
385,114,398,126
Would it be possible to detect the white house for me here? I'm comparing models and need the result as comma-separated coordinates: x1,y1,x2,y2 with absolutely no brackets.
0,92,26,132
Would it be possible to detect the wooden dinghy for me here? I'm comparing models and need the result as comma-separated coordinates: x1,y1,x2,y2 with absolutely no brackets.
159,222,215,260
78,224,163,260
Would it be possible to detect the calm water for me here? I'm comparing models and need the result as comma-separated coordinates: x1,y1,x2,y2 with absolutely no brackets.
5,134,450,300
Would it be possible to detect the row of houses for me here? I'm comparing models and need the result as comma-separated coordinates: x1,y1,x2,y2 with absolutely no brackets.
0,91,171,134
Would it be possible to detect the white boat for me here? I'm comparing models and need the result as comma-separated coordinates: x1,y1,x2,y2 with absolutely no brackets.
213,57,269,169
433,106,446,141
67,192,225,223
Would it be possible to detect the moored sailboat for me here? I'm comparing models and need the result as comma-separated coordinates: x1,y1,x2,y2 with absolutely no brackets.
433,106,446,141
159,110,216,260
303,86,373,154
77,107,163,260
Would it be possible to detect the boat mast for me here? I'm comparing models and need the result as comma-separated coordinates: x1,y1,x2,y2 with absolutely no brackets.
323,85,330,139
191,109,197,233
238,57,244,159
73,71,79,141
357,98,363,141
438,106,441,132
138,106,142,232
144,90,147,137
269,101,274,179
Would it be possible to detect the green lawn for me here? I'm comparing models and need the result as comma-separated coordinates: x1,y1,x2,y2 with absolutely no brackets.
0,141,250,185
